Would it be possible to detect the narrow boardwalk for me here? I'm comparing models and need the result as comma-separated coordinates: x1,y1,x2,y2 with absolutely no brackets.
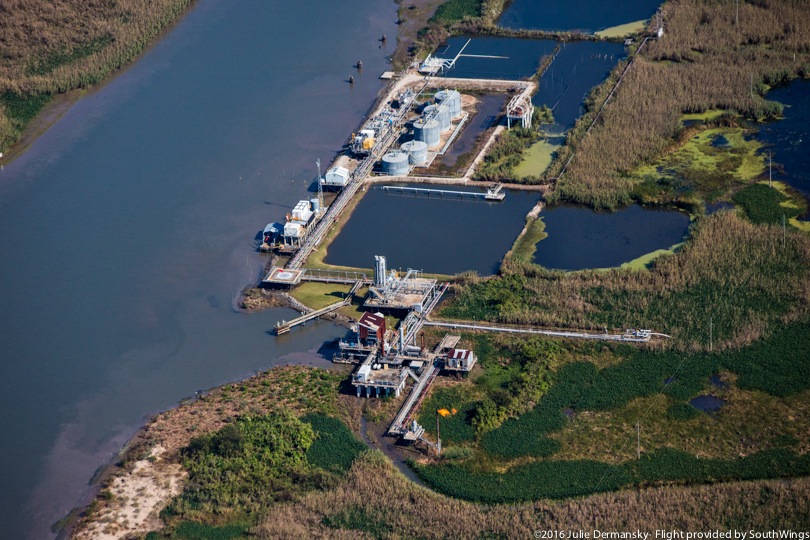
423,320,668,343
275,280,362,335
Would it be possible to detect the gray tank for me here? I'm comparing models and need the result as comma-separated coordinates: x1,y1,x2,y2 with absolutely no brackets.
435,89,462,119
381,150,410,176
413,117,441,147
423,104,451,132
401,140,428,166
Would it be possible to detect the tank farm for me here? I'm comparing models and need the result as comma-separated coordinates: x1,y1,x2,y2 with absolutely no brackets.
256,39,667,452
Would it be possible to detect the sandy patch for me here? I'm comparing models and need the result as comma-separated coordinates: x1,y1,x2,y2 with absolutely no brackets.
72,445,186,540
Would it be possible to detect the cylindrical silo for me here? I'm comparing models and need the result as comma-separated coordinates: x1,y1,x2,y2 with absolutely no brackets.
310,198,320,214
381,150,410,176
413,117,441,147
424,104,451,132
401,140,428,166
435,89,462,119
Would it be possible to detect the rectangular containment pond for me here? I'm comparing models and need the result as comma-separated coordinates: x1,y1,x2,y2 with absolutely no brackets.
324,185,539,275
533,205,690,270
437,36,557,80
439,94,505,169
533,40,627,132
499,0,662,33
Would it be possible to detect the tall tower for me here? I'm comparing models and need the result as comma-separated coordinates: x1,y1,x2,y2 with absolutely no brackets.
316,158,324,214
374,256,387,288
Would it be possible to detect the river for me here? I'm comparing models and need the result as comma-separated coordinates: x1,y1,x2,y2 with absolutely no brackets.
0,1,396,538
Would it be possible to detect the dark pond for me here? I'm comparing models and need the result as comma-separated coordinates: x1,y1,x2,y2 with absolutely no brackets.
0,0,396,537
533,40,627,132
533,205,690,270
710,374,728,389
438,36,557,80
440,94,505,168
711,134,732,148
690,395,725,413
499,0,662,33
757,79,810,218
325,185,539,275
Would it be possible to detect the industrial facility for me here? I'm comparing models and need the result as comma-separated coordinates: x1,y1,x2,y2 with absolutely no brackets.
260,197,324,253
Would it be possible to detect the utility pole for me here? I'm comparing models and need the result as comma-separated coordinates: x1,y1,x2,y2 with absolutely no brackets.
709,316,713,352
436,412,442,457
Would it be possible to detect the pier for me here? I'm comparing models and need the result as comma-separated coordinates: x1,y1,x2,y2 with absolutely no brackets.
379,183,505,201
274,280,363,335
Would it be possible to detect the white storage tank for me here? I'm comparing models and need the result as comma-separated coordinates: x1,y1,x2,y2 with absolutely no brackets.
381,150,410,176
424,104,451,132
413,117,441,147
310,198,320,214
401,140,428,166
435,89,462,119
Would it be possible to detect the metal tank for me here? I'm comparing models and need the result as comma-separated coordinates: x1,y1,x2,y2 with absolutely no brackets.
310,198,320,214
401,140,428,166
423,104,451,132
413,117,441,147
381,150,410,176
435,89,462,119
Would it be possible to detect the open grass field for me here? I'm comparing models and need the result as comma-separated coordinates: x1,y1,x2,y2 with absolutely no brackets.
289,283,352,311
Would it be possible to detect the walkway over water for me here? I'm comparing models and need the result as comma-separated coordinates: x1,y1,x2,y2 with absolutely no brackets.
379,183,505,201
275,280,363,335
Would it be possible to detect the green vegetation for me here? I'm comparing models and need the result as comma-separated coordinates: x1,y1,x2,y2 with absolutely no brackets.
594,19,648,38
0,91,53,127
289,282,352,310
156,408,366,535
513,138,561,179
474,106,554,182
166,411,318,519
631,123,765,207
303,413,367,473
411,320,810,502
430,0,482,23
418,386,477,443
733,182,803,226
506,216,547,263
413,448,810,503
